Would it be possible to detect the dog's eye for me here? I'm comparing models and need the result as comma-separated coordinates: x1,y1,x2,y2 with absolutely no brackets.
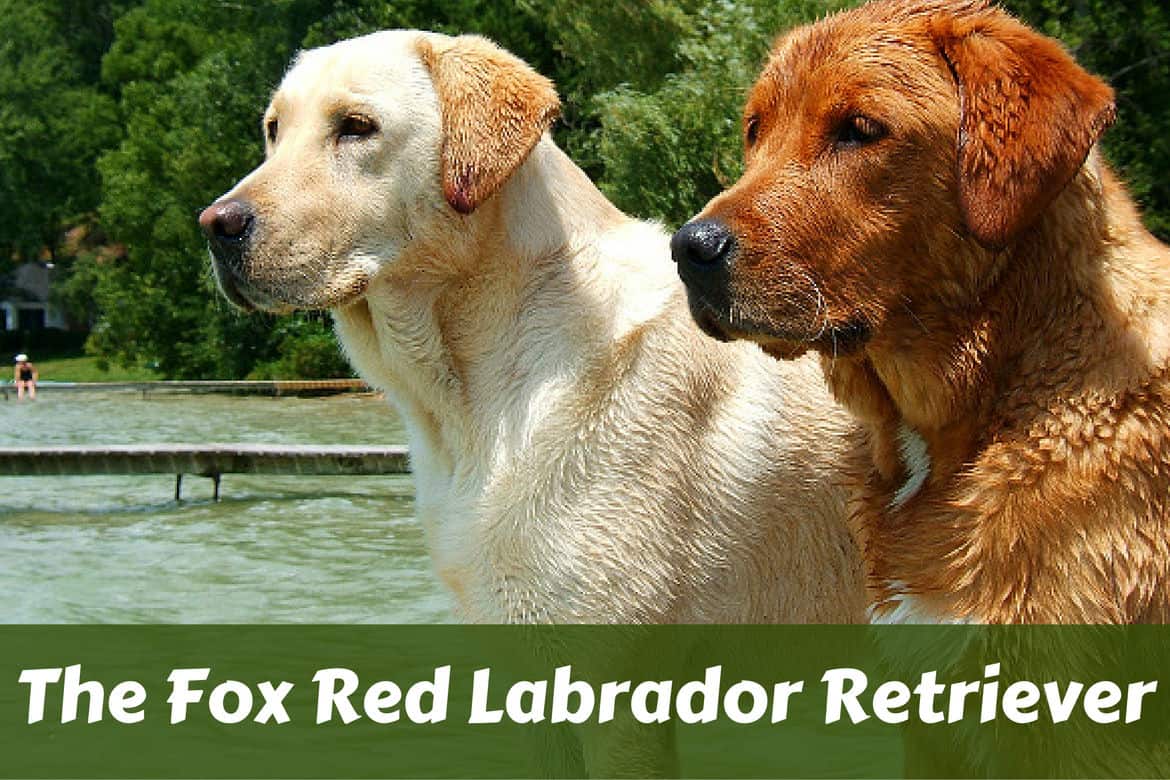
835,115,887,148
338,115,378,140
745,116,760,147
266,119,278,144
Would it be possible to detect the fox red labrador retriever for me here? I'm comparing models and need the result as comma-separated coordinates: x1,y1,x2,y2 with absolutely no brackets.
673,0,1170,624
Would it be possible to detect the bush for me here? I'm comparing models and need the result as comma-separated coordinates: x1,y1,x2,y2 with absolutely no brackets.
247,317,353,380
581,0,853,226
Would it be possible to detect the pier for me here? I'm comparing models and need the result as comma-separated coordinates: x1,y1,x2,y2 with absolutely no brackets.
1,379,370,400
0,443,410,500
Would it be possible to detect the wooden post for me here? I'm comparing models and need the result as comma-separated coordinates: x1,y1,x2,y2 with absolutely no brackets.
174,473,183,501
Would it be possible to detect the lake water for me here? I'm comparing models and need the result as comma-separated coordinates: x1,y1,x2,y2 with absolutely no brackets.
0,391,454,623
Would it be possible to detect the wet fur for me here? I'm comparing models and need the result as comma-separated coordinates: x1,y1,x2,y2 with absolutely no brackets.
684,0,1170,623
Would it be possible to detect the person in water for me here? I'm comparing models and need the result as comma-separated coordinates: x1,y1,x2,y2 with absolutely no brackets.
14,354,37,401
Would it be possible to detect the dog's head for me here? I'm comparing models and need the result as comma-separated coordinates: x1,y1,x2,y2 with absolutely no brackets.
199,31,560,311
671,0,1114,357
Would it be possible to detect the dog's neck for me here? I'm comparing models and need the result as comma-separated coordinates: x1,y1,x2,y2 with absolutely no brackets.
829,158,1170,501
334,138,671,484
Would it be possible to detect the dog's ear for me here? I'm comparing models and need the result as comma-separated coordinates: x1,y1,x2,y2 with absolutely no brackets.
417,35,561,215
930,9,1115,249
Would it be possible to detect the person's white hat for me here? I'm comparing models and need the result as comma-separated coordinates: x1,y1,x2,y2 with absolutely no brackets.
14,354,28,363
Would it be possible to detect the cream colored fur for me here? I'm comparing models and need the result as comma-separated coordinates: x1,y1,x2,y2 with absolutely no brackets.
210,30,864,624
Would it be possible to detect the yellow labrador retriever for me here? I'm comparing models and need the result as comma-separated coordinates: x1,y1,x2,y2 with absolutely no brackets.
198,31,863,624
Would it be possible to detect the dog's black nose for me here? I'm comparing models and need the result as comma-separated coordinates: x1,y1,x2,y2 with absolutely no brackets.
671,219,736,269
198,199,255,263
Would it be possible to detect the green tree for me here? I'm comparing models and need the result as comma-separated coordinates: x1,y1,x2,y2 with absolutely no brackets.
0,0,122,264
13,0,1165,379
558,0,850,225
89,0,558,378
93,0,349,378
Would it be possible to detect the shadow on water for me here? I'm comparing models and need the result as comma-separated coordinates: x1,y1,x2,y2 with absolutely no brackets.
0,476,416,518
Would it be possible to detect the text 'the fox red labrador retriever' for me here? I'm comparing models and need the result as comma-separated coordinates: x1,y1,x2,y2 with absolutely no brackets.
673,0,1170,624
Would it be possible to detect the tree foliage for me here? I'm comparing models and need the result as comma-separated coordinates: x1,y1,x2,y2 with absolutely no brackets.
2,0,1168,377
0,0,121,261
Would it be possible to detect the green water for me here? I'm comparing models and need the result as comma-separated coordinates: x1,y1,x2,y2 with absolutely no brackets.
0,391,453,623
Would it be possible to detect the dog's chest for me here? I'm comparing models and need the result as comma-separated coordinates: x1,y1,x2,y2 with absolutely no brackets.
411,485,508,621
410,449,564,623
868,583,973,624
859,424,980,624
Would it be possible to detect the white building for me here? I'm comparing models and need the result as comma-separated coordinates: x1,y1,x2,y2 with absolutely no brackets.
1,262,66,331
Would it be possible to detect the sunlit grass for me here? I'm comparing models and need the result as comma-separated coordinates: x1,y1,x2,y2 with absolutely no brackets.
16,355,160,383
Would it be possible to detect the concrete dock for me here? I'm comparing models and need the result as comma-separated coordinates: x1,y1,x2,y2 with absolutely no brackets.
1,378,370,399
0,443,410,500
0,443,409,477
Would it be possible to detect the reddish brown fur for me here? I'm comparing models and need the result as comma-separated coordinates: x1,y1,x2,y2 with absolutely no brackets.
687,0,1170,623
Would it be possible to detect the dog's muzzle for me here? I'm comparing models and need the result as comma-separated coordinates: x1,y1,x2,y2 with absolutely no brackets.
672,219,739,340
199,198,255,265
199,199,260,310
671,218,736,271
